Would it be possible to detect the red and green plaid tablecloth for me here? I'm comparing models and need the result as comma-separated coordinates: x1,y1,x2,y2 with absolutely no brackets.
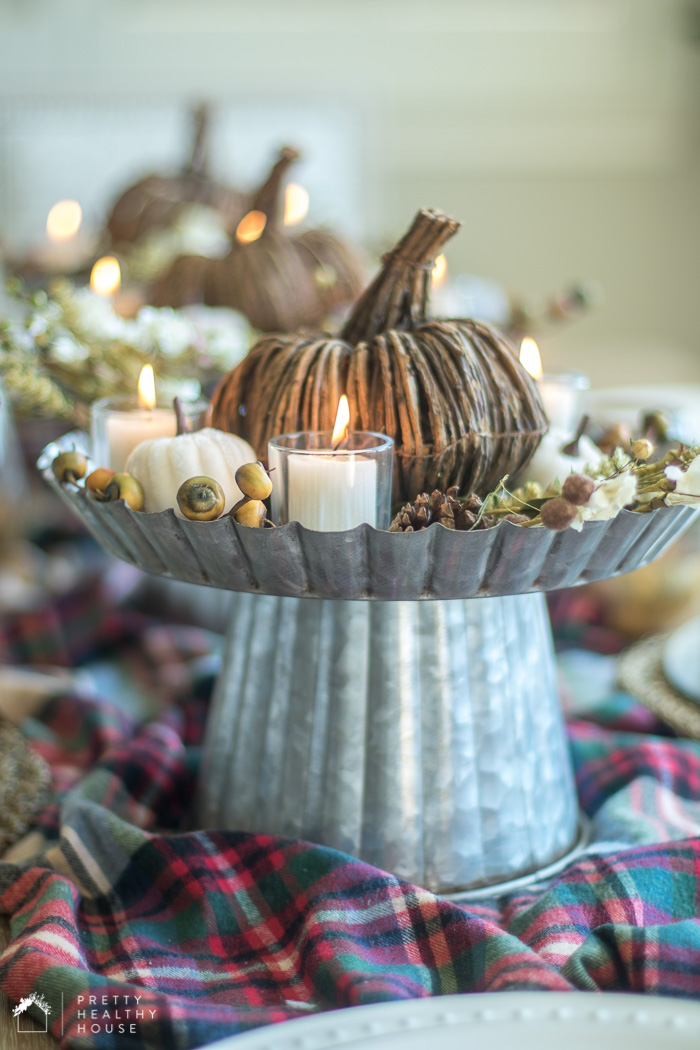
1,616,699,1049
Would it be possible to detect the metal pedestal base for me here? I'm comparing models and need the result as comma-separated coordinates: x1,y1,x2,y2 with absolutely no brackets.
197,591,579,895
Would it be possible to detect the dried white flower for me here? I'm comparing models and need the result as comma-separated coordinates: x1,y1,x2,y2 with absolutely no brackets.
9,325,34,353
570,471,638,532
70,292,199,357
666,457,700,498
587,447,633,479
664,456,700,504
71,289,131,341
51,334,89,363
28,315,49,339
134,307,197,358
183,305,250,369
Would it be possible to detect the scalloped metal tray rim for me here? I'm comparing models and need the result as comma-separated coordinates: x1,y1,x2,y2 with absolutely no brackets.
39,432,700,602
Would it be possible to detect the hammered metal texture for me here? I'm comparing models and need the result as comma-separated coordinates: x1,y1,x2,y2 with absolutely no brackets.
197,591,578,894
39,433,699,603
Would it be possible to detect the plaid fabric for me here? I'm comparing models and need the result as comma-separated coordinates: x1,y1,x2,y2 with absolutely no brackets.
0,576,129,668
547,590,629,654
1,626,700,1049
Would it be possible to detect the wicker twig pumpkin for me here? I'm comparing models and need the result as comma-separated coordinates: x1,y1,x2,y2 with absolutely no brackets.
211,209,548,502
106,105,246,248
152,147,365,332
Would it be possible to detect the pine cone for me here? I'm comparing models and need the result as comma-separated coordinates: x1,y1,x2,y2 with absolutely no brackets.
389,492,432,532
389,488,498,532
431,489,457,529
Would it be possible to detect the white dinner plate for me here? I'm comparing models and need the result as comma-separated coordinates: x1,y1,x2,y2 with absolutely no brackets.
204,992,700,1050
663,615,700,703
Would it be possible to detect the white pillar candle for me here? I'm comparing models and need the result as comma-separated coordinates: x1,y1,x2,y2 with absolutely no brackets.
102,407,177,473
538,375,588,433
519,338,589,435
287,452,378,531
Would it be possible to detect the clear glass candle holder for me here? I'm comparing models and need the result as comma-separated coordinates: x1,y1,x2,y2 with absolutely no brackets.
91,396,209,473
268,431,394,531
538,371,590,433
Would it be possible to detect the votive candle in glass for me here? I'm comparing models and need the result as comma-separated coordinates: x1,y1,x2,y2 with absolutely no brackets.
268,431,394,531
537,371,590,433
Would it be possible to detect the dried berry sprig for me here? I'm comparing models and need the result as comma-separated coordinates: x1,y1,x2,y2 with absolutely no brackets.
526,442,700,530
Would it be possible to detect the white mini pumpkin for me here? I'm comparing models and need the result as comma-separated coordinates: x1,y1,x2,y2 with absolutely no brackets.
125,427,256,515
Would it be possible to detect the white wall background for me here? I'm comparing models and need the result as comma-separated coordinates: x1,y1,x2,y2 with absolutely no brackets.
1,0,699,385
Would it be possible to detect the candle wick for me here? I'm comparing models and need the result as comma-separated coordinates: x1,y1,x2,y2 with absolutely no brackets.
332,422,350,451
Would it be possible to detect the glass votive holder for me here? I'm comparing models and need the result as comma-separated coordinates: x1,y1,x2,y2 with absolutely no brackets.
538,372,590,433
268,431,394,531
91,396,209,473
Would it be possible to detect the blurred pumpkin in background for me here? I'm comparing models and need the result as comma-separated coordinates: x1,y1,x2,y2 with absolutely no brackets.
106,104,246,249
152,146,365,332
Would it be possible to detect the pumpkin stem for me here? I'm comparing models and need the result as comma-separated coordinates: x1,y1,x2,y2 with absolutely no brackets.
187,103,211,179
340,209,461,344
251,147,300,227
173,396,188,436
560,414,590,457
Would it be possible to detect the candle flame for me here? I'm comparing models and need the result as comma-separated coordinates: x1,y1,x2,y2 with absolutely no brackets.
90,256,121,297
236,210,267,244
519,337,543,380
431,254,447,287
284,183,309,226
332,395,350,449
46,200,82,243
137,364,156,410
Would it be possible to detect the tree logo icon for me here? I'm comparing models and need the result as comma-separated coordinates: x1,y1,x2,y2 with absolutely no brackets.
13,992,52,1033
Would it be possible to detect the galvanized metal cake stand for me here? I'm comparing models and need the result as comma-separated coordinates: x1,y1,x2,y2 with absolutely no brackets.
40,435,698,898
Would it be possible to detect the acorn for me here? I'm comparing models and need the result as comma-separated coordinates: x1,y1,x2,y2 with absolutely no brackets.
235,462,273,501
541,496,579,531
177,476,226,521
52,450,87,485
100,473,145,511
85,467,116,495
232,497,267,528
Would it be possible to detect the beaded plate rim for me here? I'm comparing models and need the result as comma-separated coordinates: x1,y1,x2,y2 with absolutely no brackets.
203,990,700,1050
